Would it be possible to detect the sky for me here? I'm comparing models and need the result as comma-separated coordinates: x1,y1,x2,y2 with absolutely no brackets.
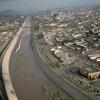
0,0,100,12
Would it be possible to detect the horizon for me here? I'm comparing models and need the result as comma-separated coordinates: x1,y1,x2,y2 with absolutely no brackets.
0,0,100,13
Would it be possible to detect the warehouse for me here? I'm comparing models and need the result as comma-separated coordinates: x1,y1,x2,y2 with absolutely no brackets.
79,65,100,79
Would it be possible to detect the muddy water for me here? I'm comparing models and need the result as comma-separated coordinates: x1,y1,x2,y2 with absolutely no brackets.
9,20,73,100
9,44,73,100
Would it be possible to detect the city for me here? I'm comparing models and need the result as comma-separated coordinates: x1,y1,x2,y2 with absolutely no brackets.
0,0,100,100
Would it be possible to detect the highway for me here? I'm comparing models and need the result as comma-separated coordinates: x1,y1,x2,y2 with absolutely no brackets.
2,17,93,100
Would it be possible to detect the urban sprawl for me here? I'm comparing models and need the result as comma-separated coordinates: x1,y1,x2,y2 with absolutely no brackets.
33,5,100,97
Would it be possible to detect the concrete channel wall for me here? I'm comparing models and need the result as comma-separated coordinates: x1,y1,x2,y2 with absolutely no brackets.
0,19,25,100
0,39,12,100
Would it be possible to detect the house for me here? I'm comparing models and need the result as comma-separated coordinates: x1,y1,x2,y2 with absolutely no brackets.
84,50,100,63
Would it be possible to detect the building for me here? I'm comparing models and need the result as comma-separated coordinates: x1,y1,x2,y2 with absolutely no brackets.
79,65,100,79
84,50,100,63
94,27,100,33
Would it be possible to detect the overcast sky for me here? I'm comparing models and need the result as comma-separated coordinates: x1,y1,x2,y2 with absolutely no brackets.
0,0,100,12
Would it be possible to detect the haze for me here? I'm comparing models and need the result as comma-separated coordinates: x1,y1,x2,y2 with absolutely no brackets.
0,0,100,12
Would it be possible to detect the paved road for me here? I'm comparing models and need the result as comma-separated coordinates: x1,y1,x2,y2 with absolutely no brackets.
8,17,93,100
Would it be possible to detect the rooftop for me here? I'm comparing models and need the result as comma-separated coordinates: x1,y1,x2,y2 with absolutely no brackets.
80,65,99,73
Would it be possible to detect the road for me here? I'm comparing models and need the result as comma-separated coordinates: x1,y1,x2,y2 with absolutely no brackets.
3,17,93,100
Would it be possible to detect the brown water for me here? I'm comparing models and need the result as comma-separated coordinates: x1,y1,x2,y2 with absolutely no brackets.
9,24,73,100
